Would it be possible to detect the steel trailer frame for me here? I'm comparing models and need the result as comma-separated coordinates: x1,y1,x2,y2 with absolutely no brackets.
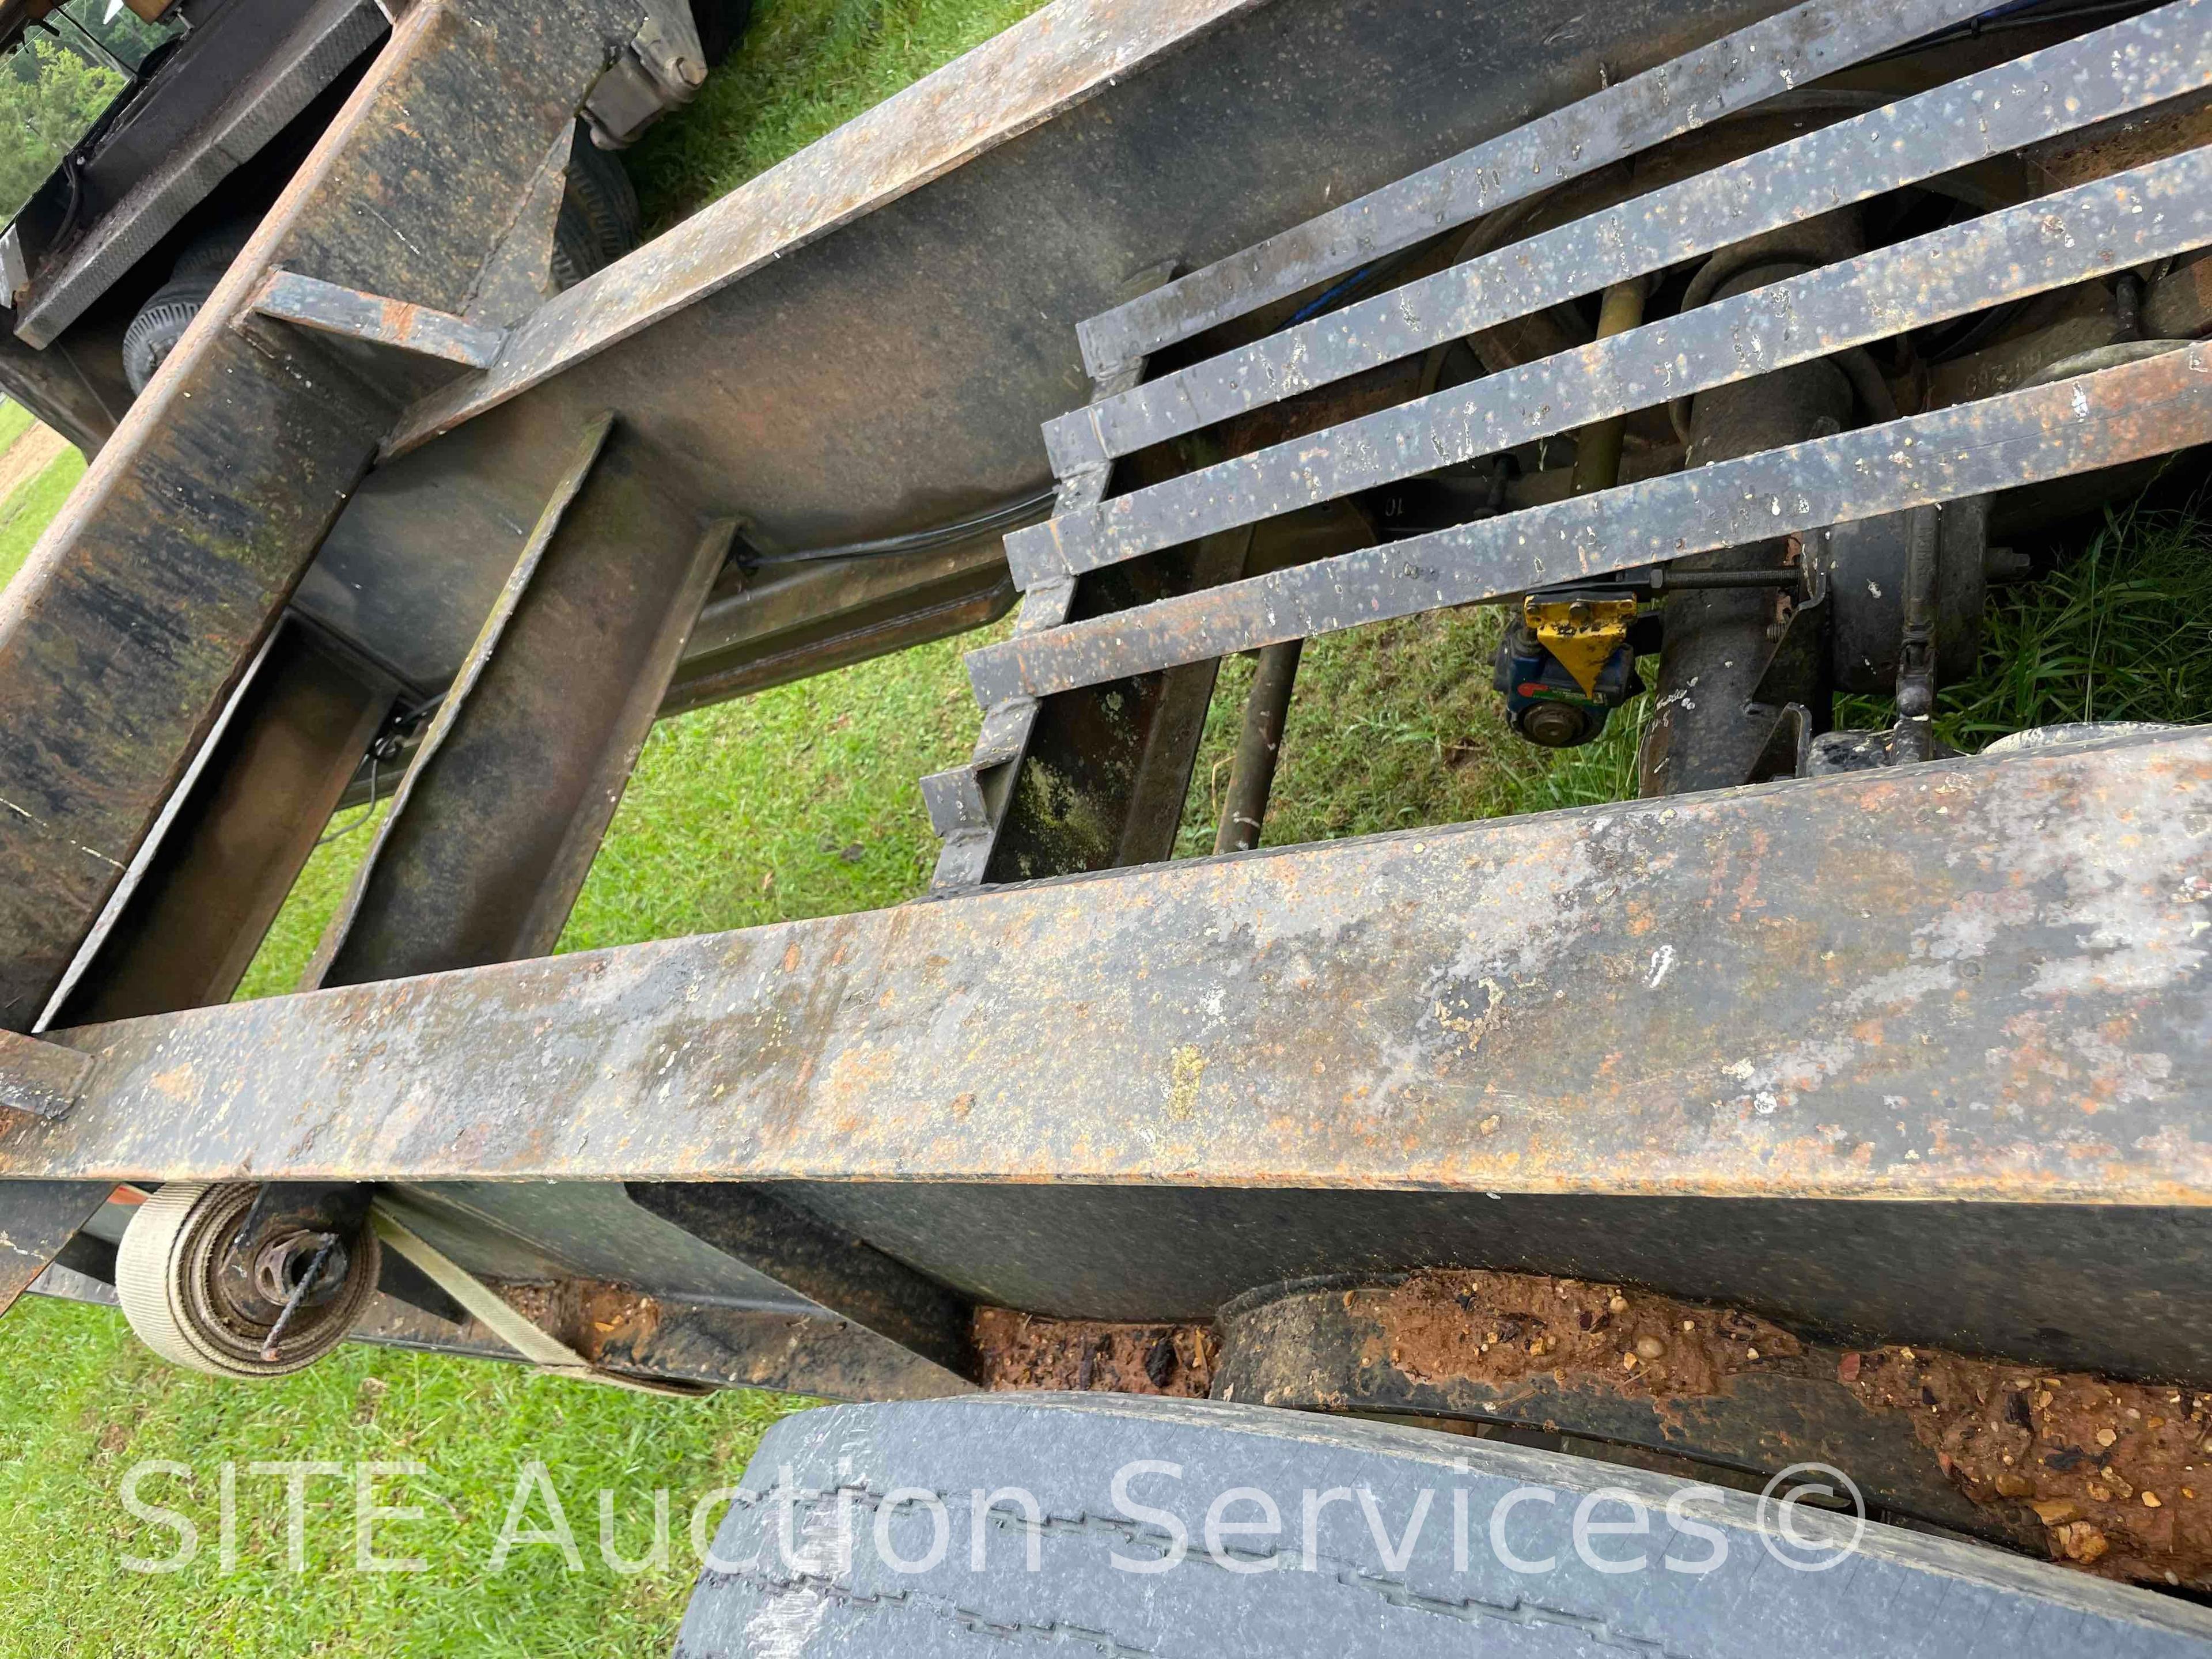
6,0,2212,1601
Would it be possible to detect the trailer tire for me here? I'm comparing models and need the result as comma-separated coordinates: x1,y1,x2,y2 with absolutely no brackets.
691,0,753,66
122,276,217,395
553,124,641,290
677,1393,2212,1656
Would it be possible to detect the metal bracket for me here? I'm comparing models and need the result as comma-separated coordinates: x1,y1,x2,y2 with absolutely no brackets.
248,270,509,369
1524,591,1638,698
0,1029,93,1123
581,0,707,147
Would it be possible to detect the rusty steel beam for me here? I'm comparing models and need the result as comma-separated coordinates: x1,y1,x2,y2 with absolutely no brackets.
0,1030,93,1122
49,623,395,1027
1041,0,2212,476
1012,149,2212,587
295,0,1821,719
0,1181,111,1319
0,0,642,1033
970,346,2212,707
349,1283,965,1400
627,1183,979,1384
6,726,2210,1203
249,270,510,370
312,419,728,986
381,0,1277,459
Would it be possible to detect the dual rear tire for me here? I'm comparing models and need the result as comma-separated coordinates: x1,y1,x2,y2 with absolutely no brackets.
122,124,643,395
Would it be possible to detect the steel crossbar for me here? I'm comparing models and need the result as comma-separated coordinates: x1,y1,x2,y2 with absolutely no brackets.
1010,146,2212,590
969,345,2212,706
1041,0,2212,478
1074,0,2003,376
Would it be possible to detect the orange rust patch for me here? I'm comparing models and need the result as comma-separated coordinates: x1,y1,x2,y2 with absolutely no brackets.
1844,1347,2212,1587
487,1278,662,1363
975,1307,1216,1397
1370,1270,1802,1402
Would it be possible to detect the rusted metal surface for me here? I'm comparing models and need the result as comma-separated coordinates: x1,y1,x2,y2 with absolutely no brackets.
970,347,2212,706
313,420,729,986
11,727,2212,1207
382,0,1275,458
350,1280,963,1400
309,0,1802,719
1213,1274,2046,1555
975,1306,1217,1396
1842,1344,2212,1585
0,1181,110,1319
0,1030,92,1122
249,270,510,370
50,623,395,1025
1046,0,2209,472
13,0,390,351
669,539,1014,713
1070,0,1999,380
0,0,642,1033
922,359,1143,889
2149,249,2212,338
1214,636,1300,853
1010,149,2212,588
627,1183,978,1386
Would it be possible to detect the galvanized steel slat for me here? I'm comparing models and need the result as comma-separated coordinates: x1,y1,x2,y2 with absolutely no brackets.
972,345,2212,706
1074,0,2003,377
1045,0,2212,476
1015,150,2212,589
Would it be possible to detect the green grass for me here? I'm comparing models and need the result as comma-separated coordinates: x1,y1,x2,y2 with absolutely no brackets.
627,0,1054,229
0,397,37,458
0,444,84,594
0,1295,794,1658
1169,608,1650,857
1837,501,2212,749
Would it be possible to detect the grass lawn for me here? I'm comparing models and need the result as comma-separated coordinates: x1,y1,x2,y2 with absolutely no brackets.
4,3,2212,1652
0,445,87,589
0,396,36,459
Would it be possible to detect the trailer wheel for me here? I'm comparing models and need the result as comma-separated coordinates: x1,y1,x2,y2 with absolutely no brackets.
121,276,217,395
679,1394,2212,1656
116,1181,380,1380
691,0,753,66
552,125,641,289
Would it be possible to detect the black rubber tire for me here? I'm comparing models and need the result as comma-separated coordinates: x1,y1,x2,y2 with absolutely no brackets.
691,0,753,66
169,218,256,282
122,275,217,395
678,1394,2212,1656
552,123,641,290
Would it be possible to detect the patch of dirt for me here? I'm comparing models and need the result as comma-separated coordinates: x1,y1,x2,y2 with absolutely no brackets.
975,1308,1217,1397
0,423,67,511
1843,1346,2212,1587
1371,1270,1805,1400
